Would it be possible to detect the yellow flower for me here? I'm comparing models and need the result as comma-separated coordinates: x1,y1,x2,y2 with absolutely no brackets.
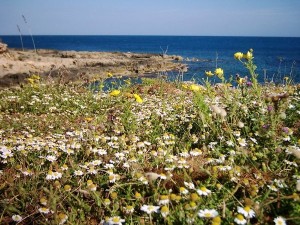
182,84,189,89
237,77,245,85
58,213,68,224
110,192,118,200
214,68,224,78
109,90,121,97
211,216,221,225
161,206,169,218
189,84,201,92
40,197,47,206
27,74,41,86
190,192,200,201
234,52,244,60
107,72,113,77
135,192,142,199
64,185,71,191
133,94,143,103
85,117,93,122
205,71,214,77
243,51,253,60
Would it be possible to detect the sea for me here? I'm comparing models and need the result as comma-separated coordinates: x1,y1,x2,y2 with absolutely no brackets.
1,35,300,84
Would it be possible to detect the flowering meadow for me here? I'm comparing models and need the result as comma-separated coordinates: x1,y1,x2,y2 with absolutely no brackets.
0,51,300,224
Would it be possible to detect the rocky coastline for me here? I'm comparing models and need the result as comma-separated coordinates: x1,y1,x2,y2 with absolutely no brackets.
0,42,187,88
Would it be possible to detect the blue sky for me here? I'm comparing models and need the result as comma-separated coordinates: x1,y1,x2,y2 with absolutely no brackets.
1,0,300,36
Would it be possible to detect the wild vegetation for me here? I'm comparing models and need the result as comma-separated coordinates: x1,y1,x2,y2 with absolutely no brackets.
0,50,299,225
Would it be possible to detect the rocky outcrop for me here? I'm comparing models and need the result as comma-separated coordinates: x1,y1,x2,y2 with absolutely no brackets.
0,47,187,88
0,43,8,54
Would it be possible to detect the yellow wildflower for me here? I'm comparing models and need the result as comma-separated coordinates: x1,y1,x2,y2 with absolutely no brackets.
135,192,142,199
205,71,214,77
85,117,93,122
109,90,121,97
182,84,189,89
133,94,143,103
234,52,244,60
64,185,71,191
211,216,221,225
110,192,118,200
244,51,253,60
214,68,224,78
107,72,113,77
189,84,201,92
161,206,169,218
237,77,245,85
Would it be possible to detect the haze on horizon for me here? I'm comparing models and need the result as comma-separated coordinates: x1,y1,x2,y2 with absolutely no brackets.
1,0,300,37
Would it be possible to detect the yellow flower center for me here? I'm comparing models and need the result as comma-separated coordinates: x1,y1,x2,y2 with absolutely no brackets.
160,195,169,200
161,206,169,213
204,212,212,217
244,206,251,212
236,214,245,221
200,187,207,191
112,217,120,222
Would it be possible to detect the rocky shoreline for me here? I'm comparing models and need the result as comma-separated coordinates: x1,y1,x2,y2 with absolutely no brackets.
0,42,187,88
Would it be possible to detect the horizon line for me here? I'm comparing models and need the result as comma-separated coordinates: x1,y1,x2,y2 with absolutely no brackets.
1,34,300,38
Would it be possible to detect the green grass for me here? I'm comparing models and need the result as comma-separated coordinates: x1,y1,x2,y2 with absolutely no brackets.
0,51,300,225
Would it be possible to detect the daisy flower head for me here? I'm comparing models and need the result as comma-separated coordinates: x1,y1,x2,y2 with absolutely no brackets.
58,213,68,225
88,183,97,191
160,205,170,218
64,184,72,191
211,216,221,225
104,198,111,206
38,207,52,214
234,214,247,224
40,197,48,206
196,186,212,196
140,205,160,214
107,216,125,225
268,184,278,192
274,216,287,225
179,186,189,195
134,191,142,199
237,205,255,218
184,181,195,190
12,214,22,222
158,195,170,205
46,170,62,180
74,170,84,176
198,209,219,218
124,205,134,214
237,138,247,147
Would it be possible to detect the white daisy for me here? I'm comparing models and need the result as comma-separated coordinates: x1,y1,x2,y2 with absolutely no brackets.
198,209,218,218
274,216,286,225
196,187,212,196
237,206,255,218
107,216,125,225
140,205,160,214
234,214,247,224
12,214,22,222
